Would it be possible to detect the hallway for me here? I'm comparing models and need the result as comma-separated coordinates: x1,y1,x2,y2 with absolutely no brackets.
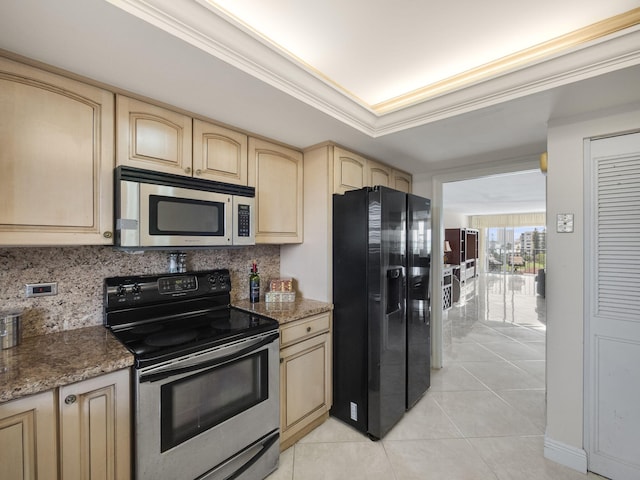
267,273,604,480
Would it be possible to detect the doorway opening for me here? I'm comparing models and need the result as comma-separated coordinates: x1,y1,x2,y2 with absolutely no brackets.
431,167,548,447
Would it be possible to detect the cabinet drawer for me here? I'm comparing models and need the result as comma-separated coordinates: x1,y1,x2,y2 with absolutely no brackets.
280,313,330,347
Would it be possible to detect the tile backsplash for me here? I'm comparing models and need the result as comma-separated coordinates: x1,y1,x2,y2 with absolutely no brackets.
0,245,279,339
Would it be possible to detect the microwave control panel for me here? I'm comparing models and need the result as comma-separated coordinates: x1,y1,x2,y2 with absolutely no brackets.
237,204,251,237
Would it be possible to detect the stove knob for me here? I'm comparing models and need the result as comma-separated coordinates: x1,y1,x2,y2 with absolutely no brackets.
131,283,141,295
116,285,127,297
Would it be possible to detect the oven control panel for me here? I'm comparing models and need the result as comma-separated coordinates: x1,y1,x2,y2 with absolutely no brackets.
104,269,232,309
158,275,198,294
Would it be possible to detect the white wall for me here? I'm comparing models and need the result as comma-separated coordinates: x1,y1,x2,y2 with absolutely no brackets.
545,103,640,462
442,209,469,228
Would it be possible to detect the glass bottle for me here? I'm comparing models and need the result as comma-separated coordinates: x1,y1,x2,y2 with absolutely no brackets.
249,261,260,303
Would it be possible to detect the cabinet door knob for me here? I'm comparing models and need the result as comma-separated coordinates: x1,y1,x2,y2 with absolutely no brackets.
306,326,312,333
103,231,113,239
195,169,202,176
184,167,192,174
64,394,77,405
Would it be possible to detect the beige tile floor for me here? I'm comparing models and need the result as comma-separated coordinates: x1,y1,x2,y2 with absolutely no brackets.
267,273,606,480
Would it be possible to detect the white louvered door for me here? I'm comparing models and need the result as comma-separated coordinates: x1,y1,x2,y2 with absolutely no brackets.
586,131,640,480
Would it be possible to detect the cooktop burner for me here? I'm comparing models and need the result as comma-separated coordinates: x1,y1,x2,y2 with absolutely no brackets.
104,269,279,368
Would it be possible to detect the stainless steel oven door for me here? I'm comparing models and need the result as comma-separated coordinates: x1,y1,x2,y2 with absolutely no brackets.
135,331,280,480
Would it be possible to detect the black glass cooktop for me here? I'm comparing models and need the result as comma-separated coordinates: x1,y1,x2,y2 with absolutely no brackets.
110,306,278,367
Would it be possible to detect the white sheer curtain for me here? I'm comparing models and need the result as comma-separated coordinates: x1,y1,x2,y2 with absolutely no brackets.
470,213,546,273
470,213,546,229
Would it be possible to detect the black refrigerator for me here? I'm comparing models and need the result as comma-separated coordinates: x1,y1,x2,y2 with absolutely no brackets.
331,186,431,439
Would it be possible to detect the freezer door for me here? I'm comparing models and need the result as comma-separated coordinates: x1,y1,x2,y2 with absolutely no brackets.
331,188,369,434
406,194,431,408
367,187,407,439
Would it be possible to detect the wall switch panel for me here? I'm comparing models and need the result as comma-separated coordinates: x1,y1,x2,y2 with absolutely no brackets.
25,282,58,297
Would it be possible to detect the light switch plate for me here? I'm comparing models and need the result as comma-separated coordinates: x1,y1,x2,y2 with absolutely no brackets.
556,213,574,233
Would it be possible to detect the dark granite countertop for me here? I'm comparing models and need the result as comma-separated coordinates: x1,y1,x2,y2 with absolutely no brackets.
233,298,332,325
0,299,331,404
0,325,134,403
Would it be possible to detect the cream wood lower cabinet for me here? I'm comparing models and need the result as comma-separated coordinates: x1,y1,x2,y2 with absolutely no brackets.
59,369,131,480
0,390,58,480
279,312,332,450
0,369,130,480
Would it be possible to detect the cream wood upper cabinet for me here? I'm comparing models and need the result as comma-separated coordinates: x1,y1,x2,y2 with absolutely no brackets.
367,160,392,188
393,169,413,193
279,312,332,450
117,95,192,176
193,119,248,185
333,147,367,194
0,57,115,246
59,369,130,480
0,390,58,480
248,138,303,244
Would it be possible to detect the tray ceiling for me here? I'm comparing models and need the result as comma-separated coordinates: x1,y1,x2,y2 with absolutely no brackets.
206,0,640,109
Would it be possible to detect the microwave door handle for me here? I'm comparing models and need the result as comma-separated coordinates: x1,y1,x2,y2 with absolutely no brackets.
140,332,278,383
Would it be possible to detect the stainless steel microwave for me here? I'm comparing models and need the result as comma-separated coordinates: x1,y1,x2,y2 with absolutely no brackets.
115,166,255,249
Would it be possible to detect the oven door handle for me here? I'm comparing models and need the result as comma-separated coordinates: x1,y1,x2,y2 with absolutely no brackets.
140,332,279,383
223,430,279,480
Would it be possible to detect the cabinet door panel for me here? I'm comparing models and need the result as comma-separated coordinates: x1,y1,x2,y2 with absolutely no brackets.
117,95,192,176
393,169,412,193
280,333,330,431
368,160,392,188
193,119,248,184
334,147,366,194
135,117,181,161
249,138,303,243
0,57,114,245
59,369,130,480
0,390,57,480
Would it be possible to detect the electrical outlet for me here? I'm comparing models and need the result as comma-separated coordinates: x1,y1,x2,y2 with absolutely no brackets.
350,402,358,421
25,282,58,297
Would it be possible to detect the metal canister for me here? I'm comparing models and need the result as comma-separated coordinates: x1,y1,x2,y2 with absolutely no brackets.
0,311,22,349
168,252,179,273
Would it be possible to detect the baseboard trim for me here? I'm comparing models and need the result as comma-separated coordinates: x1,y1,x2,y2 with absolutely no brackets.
544,435,588,473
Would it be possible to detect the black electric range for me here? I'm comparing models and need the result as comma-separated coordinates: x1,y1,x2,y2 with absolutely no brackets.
103,269,278,369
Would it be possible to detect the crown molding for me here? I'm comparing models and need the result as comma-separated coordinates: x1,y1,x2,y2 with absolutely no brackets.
373,25,640,136
106,0,379,134
374,8,640,114
106,1,640,138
